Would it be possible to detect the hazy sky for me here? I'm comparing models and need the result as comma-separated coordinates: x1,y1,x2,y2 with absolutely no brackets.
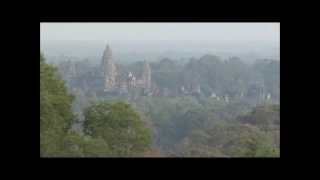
41,23,279,45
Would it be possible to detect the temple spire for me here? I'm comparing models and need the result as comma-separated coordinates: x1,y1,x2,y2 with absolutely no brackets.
101,44,116,91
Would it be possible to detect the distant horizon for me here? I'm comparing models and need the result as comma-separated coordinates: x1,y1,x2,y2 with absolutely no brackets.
41,23,279,44
41,40,279,63
41,23,279,62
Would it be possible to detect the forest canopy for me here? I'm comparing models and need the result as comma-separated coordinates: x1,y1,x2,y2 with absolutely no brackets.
40,51,280,157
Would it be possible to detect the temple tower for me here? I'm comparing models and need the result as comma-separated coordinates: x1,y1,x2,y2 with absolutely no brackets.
101,45,117,91
142,60,151,90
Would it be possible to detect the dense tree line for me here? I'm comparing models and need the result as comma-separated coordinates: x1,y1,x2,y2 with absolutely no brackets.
148,55,279,100
43,53,280,157
57,55,279,105
175,105,279,157
132,96,279,157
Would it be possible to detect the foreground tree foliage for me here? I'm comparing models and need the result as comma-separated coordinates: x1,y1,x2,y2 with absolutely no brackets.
84,101,152,156
41,53,151,157
62,132,112,157
237,105,280,130
133,95,279,157
172,104,280,157
40,53,75,156
176,124,279,157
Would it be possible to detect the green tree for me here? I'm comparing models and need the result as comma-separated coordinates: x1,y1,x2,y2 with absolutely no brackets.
62,132,112,157
83,101,152,156
176,123,279,157
237,105,280,131
40,53,75,156
203,124,279,157
229,125,279,157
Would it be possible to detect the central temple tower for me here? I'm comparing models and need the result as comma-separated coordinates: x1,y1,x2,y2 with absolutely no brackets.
101,45,117,91
142,60,151,90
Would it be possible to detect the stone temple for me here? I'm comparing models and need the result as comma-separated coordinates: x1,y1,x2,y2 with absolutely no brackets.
101,45,117,91
101,44,152,94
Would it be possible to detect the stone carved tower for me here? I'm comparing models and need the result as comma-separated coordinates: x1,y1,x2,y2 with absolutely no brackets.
101,45,117,90
141,60,151,90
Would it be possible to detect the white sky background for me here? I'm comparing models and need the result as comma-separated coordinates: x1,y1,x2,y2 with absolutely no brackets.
41,23,279,45
40,23,280,60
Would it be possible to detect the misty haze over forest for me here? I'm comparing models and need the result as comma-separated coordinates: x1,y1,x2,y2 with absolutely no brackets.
41,23,279,64
40,23,280,157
